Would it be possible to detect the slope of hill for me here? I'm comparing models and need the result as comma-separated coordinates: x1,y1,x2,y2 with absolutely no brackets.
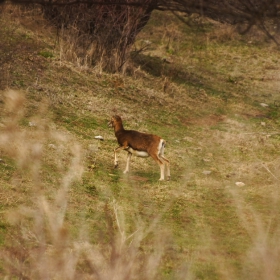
1,8,280,279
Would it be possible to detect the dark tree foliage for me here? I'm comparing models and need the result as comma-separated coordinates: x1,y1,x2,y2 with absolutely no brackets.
1,0,279,71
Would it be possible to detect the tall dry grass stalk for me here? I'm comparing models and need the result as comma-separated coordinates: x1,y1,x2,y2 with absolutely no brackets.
0,90,167,279
229,181,280,280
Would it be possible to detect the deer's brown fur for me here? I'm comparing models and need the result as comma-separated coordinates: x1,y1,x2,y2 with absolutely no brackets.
109,115,170,181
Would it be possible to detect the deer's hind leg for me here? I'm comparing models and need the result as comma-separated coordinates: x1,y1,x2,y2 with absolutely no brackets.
158,141,170,180
150,153,166,181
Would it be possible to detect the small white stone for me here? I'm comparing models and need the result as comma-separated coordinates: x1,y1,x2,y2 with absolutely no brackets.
235,182,245,187
202,170,212,175
94,135,104,141
260,103,269,107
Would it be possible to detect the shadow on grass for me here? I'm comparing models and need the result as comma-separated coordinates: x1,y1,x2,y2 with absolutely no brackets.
131,52,203,87
131,53,235,102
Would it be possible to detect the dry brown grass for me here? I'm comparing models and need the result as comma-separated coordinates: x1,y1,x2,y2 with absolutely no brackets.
1,8,280,280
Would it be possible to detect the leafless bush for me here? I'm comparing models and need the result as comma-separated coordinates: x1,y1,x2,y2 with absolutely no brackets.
42,1,154,72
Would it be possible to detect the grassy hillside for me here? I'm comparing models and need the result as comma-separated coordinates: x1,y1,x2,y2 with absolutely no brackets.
1,8,280,279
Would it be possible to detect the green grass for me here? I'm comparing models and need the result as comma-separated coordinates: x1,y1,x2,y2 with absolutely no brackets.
38,50,54,59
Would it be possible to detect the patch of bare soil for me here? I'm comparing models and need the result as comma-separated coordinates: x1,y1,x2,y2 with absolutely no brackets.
180,114,227,127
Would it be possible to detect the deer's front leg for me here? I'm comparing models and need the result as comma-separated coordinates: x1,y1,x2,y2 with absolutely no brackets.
114,148,118,168
114,144,128,168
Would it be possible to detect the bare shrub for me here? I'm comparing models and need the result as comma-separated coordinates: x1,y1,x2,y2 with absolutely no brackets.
43,1,155,73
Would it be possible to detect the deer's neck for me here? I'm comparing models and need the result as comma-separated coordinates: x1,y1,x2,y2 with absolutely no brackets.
114,123,125,135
